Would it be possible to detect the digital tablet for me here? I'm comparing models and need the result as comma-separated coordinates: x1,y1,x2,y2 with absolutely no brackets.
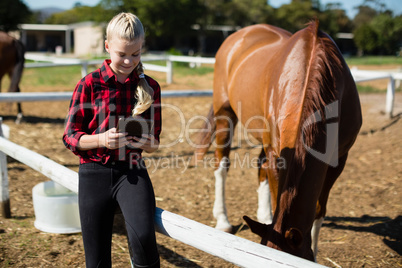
117,117,154,138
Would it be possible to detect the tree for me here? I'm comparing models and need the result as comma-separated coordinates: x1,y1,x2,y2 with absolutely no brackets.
0,0,31,32
319,5,353,37
370,14,402,55
275,0,320,32
353,4,377,29
352,0,402,55
99,0,202,37
32,0,401,55
99,0,203,50
45,5,109,24
352,0,395,29
222,0,273,27
353,23,378,55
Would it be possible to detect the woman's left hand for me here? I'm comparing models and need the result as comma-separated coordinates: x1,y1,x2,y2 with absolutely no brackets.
128,134,159,153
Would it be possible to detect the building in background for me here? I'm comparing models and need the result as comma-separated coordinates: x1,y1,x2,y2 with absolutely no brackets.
11,22,105,57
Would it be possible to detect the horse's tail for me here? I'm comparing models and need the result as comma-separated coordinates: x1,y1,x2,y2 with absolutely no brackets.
191,104,216,166
9,38,25,93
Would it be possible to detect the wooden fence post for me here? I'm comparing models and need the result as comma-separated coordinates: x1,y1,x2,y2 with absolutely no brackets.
0,118,11,218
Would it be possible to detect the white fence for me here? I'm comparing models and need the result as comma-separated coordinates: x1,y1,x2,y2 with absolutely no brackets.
21,54,402,117
0,119,325,268
25,53,215,85
351,67,401,118
0,90,213,103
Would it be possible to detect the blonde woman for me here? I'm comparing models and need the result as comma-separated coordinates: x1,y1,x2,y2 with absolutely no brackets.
63,12,161,268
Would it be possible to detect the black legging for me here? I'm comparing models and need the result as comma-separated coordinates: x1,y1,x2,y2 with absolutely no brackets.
78,161,160,268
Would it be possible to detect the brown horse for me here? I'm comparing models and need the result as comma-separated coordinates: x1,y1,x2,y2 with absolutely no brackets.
0,31,25,123
193,20,362,261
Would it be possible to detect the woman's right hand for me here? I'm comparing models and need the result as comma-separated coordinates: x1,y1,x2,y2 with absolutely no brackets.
100,128,129,149
77,128,129,150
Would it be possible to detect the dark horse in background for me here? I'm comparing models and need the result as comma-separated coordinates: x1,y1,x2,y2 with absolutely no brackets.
0,31,25,123
193,20,362,261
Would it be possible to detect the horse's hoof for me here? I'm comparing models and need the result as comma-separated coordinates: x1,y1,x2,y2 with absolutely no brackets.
215,224,233,233
15,113,23,124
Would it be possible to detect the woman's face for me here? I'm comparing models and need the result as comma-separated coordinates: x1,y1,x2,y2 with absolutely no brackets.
105,37,143,81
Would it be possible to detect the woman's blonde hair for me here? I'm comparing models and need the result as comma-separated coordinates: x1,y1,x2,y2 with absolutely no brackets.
106,12,154,116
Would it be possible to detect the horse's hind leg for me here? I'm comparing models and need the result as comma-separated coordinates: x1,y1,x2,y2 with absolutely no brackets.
213,103,237,233
192,105,215,166
15,87,23,124
7,70,23,124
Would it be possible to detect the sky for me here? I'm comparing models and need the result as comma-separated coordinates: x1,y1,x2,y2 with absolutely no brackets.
23,0,402,19
22,0,101,10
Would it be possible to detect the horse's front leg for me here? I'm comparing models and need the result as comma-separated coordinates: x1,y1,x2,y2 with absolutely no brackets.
311,154,349,260
257,179,272,224
257,149,272,224
311,217,324,261
257,146,281,224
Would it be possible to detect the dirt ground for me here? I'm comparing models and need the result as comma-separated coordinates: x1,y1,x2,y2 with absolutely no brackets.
0,65,401,267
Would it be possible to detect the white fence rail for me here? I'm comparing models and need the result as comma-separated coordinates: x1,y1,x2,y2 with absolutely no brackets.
0,90,213,103
351,68,401,117
19,54,402,117
0,119,325,268
25,54,215,84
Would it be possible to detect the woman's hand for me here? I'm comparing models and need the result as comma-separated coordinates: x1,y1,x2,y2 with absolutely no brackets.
77,128,159,152
77,128,129,150
101,128,129,149
128,134,159,153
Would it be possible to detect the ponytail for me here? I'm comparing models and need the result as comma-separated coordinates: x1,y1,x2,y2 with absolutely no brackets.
132,61,154,116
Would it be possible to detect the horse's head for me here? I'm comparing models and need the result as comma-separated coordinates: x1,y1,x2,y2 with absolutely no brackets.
243,216,314,261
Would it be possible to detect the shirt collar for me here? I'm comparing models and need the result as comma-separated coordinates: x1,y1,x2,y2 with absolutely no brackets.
101,59,115,82
101,59,140,83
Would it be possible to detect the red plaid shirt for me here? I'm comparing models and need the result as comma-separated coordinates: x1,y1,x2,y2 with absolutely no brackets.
63,59,162,165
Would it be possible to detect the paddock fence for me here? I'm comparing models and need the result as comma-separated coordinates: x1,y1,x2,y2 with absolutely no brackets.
25,53,216,85
351,67,401,118
0,90,213,103
0,119,326,268
8,54,402,118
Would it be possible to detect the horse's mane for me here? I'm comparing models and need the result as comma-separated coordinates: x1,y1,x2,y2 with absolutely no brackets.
295,20,342,167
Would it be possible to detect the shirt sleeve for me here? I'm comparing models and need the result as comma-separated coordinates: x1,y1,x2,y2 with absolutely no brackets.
62,77,92,155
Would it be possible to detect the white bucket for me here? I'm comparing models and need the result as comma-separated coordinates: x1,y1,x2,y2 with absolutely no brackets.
32,181,81,234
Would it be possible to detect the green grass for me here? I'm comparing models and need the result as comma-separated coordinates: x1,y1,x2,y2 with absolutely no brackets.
345,56,402,66
356,85,383,93
173,64,214,76
22,66,83,88
145,60,214,76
